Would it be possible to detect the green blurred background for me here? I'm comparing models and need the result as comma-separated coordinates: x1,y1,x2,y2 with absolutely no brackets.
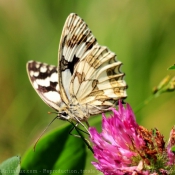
0,0,175,168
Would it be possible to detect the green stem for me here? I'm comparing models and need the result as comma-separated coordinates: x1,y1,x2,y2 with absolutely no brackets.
70,122,94,154
134,94,155,113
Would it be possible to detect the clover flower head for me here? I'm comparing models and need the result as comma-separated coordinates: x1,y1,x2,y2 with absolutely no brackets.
89,101,175,175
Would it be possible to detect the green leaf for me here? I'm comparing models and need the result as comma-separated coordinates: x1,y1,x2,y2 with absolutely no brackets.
168,64,175,70
0,156,20,175
21,124,86,175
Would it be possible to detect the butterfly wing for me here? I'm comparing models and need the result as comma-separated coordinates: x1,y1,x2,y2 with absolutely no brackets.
58,13,97,104
70,45,127,115
26,61,64,111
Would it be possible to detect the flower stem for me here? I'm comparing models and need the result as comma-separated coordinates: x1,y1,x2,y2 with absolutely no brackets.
134,75,175,113
134,94,155,113
70,121,94,154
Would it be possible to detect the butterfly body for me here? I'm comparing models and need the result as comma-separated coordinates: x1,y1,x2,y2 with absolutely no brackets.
27,13,127,124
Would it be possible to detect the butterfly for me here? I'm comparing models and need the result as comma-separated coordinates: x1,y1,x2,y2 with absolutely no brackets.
26,13,127,128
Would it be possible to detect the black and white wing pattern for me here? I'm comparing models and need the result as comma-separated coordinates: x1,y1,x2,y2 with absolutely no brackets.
27,61,64,111
27,13,127,122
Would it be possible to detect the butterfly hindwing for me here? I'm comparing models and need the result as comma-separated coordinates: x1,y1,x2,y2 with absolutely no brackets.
27,61,64,111
70,45,127,115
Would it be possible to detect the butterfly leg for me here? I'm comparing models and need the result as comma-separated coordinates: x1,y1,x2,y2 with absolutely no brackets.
69,122,80,138
69,122,89,137
74,116,90,134
85,121,90,128
69,121,93,153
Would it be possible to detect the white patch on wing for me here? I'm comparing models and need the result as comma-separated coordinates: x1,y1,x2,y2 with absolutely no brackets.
76,81,93,99
34,71,39,77
62,45,68,59
76,43,86,58
36,63,40,68
56,84,59,91
73,76,79,95
49,66,53,71
97,81,112,90
50,72,57,82
36,77,50,86
40,66,47,73
30,71,34,77
76,61,84,74
44,91,61,104
103,89,117,98
62,70,71,99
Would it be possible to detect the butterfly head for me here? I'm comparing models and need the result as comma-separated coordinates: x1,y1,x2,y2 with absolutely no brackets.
56,102,89,122
56,107,70,121
58,111,69,120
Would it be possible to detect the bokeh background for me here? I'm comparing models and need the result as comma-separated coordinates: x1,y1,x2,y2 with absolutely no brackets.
0,0,175,170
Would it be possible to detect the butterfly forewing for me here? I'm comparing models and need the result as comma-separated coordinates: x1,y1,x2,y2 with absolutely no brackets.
58,13,97,104
27,61,64,111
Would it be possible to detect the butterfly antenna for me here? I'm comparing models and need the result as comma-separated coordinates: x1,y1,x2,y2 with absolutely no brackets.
48,111,58,115
33,115,58,151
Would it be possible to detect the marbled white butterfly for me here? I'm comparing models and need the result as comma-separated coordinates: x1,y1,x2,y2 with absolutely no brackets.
27,13,127,128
